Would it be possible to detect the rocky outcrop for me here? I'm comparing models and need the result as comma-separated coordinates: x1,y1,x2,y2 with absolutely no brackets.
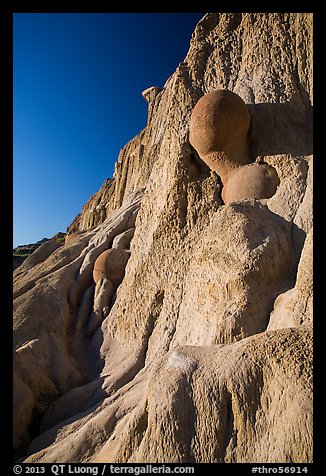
13,255,26,271
142,86,163,104
189,89,281,204
13,195,141,455
13,234,65,270
15,239,63,273
14,13,313,463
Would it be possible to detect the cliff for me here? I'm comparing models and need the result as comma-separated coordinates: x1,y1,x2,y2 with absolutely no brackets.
14,13,313,463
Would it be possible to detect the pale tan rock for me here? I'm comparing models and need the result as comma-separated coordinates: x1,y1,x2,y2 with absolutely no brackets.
142,86,163,104
14,13,313,464
261,155,309,223
13,370,35,452
268,228,313,330
293,156,313,245
65,231,86,243
126,326,312,463
66,13,312,236
93,249,130,285
86,278,115,335
112,228,135,250
168,202,294,347
13,196,140,453
15,239,62,273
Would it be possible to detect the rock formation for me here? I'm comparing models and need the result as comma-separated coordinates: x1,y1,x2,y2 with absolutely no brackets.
13,13,313,464
189,89,280,204
221,161,280,204
13,234,65,270
93,249,130,285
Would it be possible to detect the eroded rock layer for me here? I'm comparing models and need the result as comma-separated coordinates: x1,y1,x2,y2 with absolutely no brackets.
14,13,313,463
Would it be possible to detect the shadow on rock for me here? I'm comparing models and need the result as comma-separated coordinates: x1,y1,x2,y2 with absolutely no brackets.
248,90,313,158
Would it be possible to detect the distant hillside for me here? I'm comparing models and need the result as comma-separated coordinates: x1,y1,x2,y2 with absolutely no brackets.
13,237,50,257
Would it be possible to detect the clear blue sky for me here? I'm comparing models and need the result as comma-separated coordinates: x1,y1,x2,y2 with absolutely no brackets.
13,13,204,247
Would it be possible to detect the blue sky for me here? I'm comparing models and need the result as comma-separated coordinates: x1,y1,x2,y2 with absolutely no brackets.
13,13,203,247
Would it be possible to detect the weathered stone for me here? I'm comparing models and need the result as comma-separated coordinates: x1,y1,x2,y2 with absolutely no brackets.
112,228,135,250
170,202,294,347
142,86,163,104
65,231,86,243
268,228,313,330
13,240,63,278
93,249,130,285
14,13,313,464
189,89,251,178
222,162,280,204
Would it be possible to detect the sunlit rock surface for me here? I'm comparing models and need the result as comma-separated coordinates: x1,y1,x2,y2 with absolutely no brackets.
14,13,313,463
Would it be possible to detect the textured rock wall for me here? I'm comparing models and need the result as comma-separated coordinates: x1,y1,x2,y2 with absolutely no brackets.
14,13,313,463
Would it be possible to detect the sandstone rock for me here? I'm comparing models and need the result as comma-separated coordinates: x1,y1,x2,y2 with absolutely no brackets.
15,239,63,272
111,228,135,250
268,228,313,330
93,248,130,286
13,237,57,272
189,89,251,178
169,202,294,347
13,196,140,453
142,86,163,104
14,13,313,464
221,162,280,204
260,155,308,223
65,231,86,243
13,369,35,452
52,231,66,240
66,213,81,235
293,156,313,253
66,13,312,237
22,326,312,463
13,255,26,270
126,326,313,463
87,278,115,334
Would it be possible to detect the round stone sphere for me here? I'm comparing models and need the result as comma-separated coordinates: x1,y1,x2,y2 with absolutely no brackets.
65,231,84,243
189,89,251,157
221,162,280,205
93,248,130,285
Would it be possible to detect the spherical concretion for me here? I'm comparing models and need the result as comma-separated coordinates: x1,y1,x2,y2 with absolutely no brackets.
189,89,251,157
93,248,130,285
221,162,280,205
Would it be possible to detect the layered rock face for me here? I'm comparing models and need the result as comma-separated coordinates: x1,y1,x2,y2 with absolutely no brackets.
13,13,313,463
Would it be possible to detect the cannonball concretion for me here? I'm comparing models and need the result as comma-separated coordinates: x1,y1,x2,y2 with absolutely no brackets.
189,89,280,203
93,248,130,286
221,162,280,205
